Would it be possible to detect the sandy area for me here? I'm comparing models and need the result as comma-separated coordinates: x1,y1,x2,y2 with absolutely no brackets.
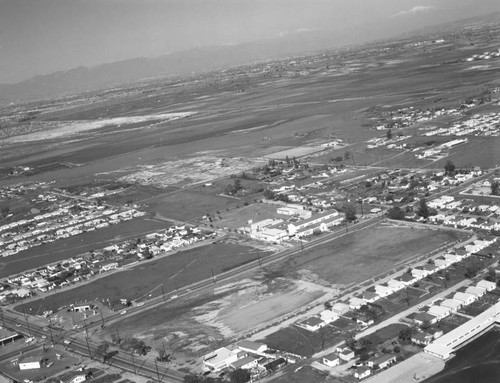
5,112,194,143
193,278,326,338
109,155,261,188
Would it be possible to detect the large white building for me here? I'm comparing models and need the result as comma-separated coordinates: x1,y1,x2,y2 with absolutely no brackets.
425,301,500,359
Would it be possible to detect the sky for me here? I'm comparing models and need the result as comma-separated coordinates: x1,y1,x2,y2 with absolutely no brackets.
0,0,499,84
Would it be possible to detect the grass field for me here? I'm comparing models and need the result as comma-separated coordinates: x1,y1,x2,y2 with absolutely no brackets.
274,222,464,286
19,239,266,313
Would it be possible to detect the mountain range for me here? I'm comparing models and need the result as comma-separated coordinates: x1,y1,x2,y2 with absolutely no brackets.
1,10,498,104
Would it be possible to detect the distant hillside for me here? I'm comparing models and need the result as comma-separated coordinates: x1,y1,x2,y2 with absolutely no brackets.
0,10,498,104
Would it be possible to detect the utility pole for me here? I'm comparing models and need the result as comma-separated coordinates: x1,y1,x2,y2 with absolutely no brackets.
83,319,92,360
99,309,105,327
131,353,136,374
21,301,32,337
161,286,166,302
210,268,216,285
155,359,162,383
257,252,262,268
47,316,54,344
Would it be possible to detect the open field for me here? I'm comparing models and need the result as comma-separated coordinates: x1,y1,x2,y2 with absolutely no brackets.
19,239,267,313
272,222,464,286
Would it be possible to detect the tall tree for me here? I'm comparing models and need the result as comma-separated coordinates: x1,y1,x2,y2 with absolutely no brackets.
386,129,392,140
444,160,456,176
491,180,499,196
343,203,357,221
417,198,429,219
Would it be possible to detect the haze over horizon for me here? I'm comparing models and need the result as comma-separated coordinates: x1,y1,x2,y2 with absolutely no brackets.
1,0,499,85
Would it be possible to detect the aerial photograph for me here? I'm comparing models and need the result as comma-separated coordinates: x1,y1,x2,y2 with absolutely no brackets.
1,0,500,382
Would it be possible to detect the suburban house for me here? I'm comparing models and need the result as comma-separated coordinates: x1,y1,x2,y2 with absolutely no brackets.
387,279,406,291
338,348,355,361
440,299,462,312
427,305,451,320
322,352,340,367
320,310,339,324
477,280,497,292
465,286,486,298
452,292,476,306
375,285,394,297
353,366,371,380
413,312,438,326
366,354,397,369
298,317,326,332
331,302,350,316
349,297,367,310
411,331,434,346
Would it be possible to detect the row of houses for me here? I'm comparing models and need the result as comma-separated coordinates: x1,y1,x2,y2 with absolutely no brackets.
0,204,145,258
1,225,213,301
296,238,496,335
410,280,497,327
202,340,297,378
323,351,398,380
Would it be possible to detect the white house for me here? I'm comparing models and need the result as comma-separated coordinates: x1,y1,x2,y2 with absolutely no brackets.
353,367,371,380
375,285,394,297
428,305,451,320
331,302,350,316
465,286,486,298
440,299,462,312
298,317,325,332
452,292,476,306
320,310,339,324
477,280,497,292
237,341,268,356
349,297,367,310
322,352,340,367
338,348,355,361
387,279,406,291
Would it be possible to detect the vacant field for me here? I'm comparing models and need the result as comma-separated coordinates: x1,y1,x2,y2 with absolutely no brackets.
262,324,345,357
273,222,464,286
0,216,167,279
19,239,266,313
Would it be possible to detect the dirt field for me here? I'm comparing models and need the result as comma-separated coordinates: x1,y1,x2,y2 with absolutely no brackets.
273,222,464,286
19,239,266,313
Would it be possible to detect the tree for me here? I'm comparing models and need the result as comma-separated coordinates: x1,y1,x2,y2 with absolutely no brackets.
465,259,482,279
344,203,357,221
491,180,500,196
344,151,351,161
386,129,393,140
95,342,110,362
229,369,250,383
344,333,357,351
444,160,456,176
398,327,412,343
486,267,497,283
417,198,430,219
386,206,405,220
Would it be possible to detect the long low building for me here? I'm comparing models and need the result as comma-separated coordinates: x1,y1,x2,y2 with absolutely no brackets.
424,301,500,359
